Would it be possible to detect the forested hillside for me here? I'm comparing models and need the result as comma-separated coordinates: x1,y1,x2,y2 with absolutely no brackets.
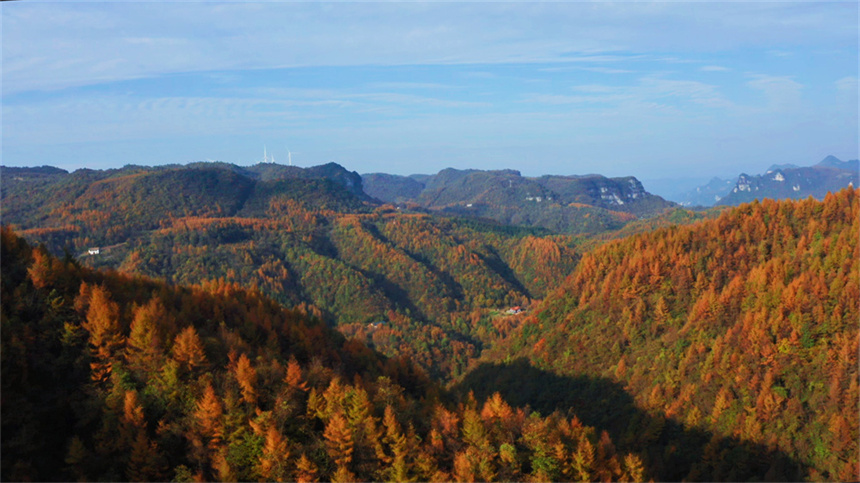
117,208,578,379
4,161,858,481
2,227,644,482
476,188,859,481
2,163,583,380
1,163,371,251
363,168,675,234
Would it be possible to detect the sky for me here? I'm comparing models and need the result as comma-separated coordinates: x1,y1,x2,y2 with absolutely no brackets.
2,1,858,191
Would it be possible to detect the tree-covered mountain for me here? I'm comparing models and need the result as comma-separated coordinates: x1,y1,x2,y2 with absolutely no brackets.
5,192,846,482
115,209,580,379
363,168,675,234
3,227,649,482
477,188,859,481
361,173,426,204
2,162,583,380
3,158,857,481
1,162,373,249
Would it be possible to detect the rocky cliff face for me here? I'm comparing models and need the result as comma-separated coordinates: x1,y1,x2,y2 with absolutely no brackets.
673,155,859,207
364,169,671,214
361,168,675,234
718,157,858,206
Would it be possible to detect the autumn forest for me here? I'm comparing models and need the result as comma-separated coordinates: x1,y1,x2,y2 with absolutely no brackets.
1,163,858,482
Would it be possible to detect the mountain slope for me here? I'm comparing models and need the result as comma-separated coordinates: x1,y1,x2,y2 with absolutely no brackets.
358,172,425,203
2,163,581,380
111,209,578,379
478,188,859,481
2,227,644,482
1,163,374,250
362,168,674,234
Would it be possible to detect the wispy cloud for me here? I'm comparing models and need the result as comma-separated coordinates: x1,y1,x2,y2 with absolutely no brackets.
525,76,733,111
570,85,618,93
3,2,857,95
768,50,793,58
835,76,858,93
3,95,311,145
352,93,491,109
582,66,635,74
521,93,631,105
367,82,460,90
640,77,734,109
539,65,635,74
746,74,803,110
2,1,857,177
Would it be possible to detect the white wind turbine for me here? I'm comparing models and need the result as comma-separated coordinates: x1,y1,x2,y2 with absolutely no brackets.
286,147,299,166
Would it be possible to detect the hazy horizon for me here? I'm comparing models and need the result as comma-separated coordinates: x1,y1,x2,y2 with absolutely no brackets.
2,2,858,182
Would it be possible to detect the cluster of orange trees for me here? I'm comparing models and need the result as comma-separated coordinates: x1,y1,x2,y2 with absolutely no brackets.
3,227,641,482
482,189,859,480
4,160,858,481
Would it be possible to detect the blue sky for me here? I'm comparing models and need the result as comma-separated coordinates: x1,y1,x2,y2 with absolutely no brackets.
2,1,857,188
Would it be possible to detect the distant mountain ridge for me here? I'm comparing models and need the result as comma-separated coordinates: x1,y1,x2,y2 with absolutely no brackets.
1,161,584,380
718,155,858,206
674,155,859,207
0,162,374,249
674,176,737,206
2,161,368,198
3,161,676,239
364,168,674,234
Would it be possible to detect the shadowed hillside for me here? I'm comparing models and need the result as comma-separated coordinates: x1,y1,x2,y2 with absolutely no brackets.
479,189,860,481
455,359,806,481
2,228,643,482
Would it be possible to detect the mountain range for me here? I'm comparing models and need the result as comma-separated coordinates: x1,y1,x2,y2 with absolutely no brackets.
3,163,678,240
364,168,675,234
674,155,859,207
1,159,858,481
1,162,583,380
4,226,656,482
476,189,859,481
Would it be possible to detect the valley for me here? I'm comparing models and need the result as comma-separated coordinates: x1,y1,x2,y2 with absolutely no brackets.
4,2,858,481
2,160,857,481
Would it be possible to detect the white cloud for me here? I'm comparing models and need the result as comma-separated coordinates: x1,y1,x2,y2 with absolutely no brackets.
367,82,460,90
570,85,617,93
3,92,344,147
355,93,490,108
746,74,803,110
2,1,856,176
525,76,733,112
2,2,857,94
768,50,793,58
835,76,858,93
521,93,631,105
640,77,733,108
700,65,730,72
582,67,635,74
